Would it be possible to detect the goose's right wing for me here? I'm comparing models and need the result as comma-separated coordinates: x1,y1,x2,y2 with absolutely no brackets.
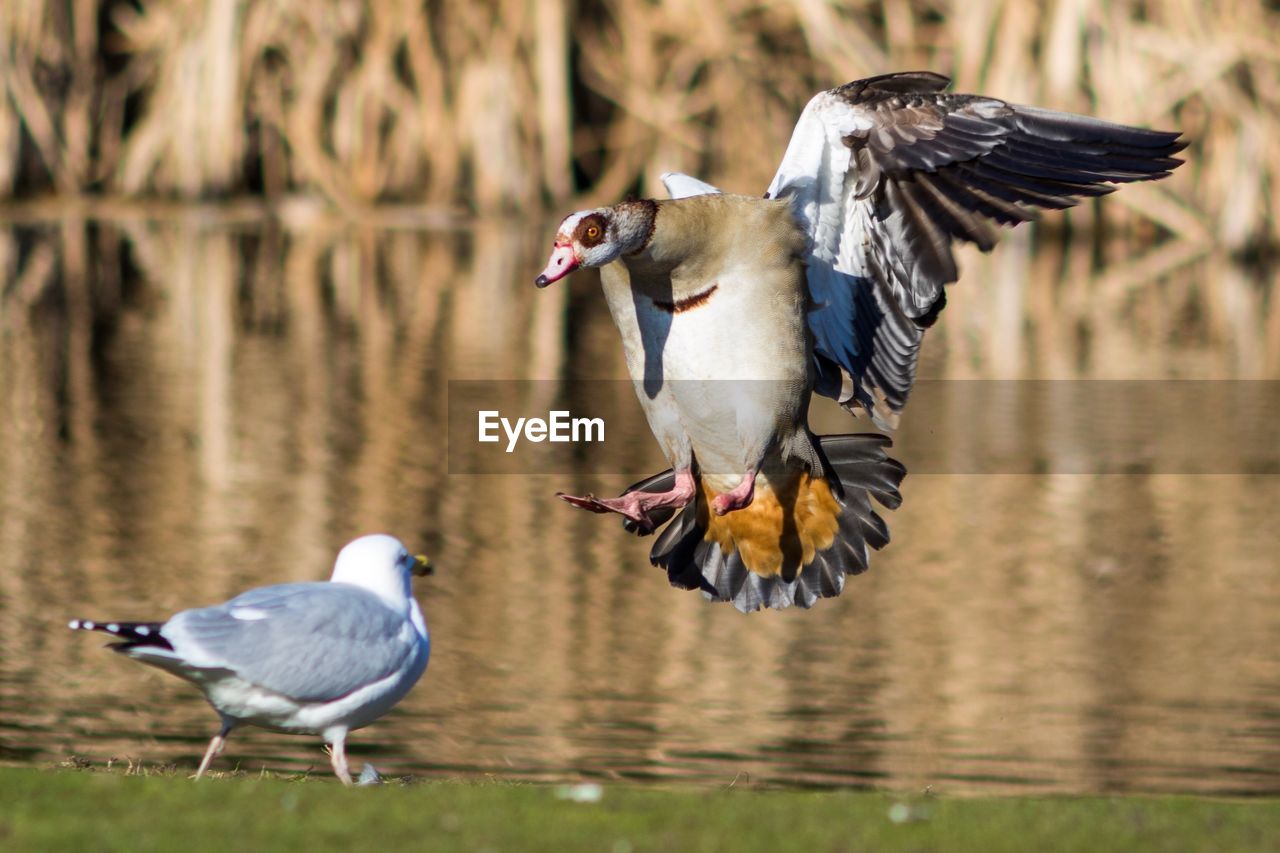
768,71,1186,426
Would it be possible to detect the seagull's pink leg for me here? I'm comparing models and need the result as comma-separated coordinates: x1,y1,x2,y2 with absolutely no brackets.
711,469,757,516
558,469,696,533
194,721,233,780
328,733,353,786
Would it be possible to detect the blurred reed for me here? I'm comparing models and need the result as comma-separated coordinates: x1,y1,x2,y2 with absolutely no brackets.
0,1,1275,247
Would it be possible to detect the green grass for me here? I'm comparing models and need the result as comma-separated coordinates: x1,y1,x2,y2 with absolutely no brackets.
2,767,1277,852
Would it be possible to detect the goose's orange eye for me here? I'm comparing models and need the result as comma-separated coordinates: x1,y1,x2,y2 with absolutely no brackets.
585,225,600,240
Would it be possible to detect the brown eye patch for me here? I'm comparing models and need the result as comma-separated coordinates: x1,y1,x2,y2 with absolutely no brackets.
574,214,608,248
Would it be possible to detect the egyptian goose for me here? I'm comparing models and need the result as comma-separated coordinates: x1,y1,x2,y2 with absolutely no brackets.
536,71,1185,612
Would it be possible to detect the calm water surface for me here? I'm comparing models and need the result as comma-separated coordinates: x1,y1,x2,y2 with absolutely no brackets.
1,216,1277,794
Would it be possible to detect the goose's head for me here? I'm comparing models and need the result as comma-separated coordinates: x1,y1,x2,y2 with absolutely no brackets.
535,200,657,287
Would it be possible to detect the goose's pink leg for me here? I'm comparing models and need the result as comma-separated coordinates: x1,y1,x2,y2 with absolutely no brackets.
711,468,756,516
558,469,696,533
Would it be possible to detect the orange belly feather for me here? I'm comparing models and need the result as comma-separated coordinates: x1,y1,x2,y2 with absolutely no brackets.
699,470,841,580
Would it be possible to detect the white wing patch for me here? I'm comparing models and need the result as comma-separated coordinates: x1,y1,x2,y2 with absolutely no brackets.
766,91,872,260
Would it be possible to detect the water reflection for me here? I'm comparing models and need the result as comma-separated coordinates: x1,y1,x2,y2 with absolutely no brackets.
1,216,1278,794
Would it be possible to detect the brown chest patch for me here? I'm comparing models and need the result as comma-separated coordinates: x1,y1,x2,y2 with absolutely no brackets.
653,283,719,314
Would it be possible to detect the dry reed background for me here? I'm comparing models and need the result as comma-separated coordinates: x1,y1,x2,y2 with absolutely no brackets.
2,1,1278,794
0,0,1275,249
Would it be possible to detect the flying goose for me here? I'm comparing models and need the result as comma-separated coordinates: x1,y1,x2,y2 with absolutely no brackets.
70,535,433,783
536,71,1185,612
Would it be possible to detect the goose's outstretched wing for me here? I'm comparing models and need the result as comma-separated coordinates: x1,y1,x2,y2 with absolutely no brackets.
768,71,1186,426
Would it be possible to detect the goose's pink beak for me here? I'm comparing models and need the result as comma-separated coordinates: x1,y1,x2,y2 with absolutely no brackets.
535,243,579,287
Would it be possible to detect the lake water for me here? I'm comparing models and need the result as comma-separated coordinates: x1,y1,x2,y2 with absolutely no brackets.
1,214,1277,794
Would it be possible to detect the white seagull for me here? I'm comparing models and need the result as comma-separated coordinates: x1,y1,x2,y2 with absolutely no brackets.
535,71,1185,611
69,534,432,783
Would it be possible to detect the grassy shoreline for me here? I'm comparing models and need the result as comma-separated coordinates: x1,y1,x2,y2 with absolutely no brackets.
3,766,1278,851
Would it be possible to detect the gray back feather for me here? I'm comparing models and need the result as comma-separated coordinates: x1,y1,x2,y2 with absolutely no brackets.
164,583,418,702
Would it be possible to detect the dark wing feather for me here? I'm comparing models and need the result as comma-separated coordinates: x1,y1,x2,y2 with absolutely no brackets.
769,72,1186,426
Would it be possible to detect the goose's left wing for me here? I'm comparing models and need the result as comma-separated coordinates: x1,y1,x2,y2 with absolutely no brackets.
660,171,722,199
768,71,1186,426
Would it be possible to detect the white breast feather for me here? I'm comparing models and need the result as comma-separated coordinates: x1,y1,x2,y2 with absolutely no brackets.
637,268,807,478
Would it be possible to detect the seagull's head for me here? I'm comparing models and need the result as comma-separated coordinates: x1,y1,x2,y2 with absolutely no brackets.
535,200,657,287
331,534,431,605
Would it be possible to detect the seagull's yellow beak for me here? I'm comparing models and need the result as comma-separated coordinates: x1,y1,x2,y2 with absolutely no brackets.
411,554,434,577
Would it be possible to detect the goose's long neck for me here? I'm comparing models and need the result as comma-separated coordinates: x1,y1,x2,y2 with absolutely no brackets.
620,200,705,278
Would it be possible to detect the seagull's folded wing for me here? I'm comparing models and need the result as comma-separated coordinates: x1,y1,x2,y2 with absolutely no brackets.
767,71,1186,426
164,583,419,702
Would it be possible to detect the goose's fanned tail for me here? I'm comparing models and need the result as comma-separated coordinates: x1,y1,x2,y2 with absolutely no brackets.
622,434,905,612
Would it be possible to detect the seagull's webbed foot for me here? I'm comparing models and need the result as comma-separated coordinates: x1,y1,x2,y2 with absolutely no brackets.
712,469,757,516
558,469,696,533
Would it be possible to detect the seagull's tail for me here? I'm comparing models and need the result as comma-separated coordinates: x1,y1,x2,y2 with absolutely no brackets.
68,619,173,651
622,434,905,612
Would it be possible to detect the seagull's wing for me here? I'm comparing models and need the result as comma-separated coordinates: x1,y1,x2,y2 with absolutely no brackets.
767,71,1186,426
159,583,419,702
660,171,723,199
